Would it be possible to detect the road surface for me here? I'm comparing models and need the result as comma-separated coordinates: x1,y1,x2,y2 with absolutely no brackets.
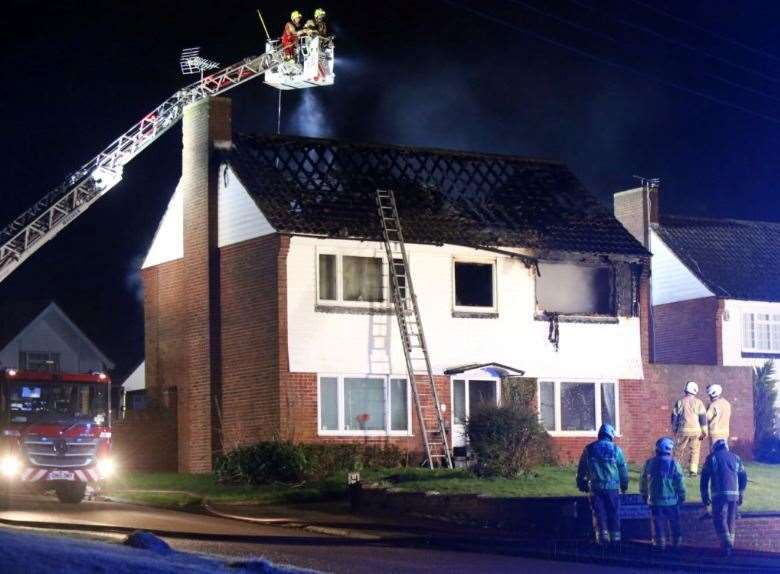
0,493,682,573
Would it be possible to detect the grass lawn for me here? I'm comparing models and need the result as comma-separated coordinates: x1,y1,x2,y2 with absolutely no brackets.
107,463,780,513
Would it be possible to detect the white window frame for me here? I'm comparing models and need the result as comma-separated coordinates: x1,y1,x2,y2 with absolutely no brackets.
315,248,390,308
317,374,413,436
536,379,619,437
19,351,61,373
742,311,780,352
452,257,499,313
449,375,502,429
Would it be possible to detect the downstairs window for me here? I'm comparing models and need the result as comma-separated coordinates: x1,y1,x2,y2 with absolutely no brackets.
318,375,410,434
537,380,618,435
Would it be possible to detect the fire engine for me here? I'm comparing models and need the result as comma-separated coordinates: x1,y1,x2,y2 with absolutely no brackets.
0,368,114,504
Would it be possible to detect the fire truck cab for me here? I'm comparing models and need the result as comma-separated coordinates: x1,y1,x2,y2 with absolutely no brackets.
0,368,114,505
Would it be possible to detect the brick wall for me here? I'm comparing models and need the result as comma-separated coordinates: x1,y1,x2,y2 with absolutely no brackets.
112,407,178,472
653,297,721,365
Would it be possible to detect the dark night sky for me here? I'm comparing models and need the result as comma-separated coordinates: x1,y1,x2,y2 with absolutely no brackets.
2,1,780,378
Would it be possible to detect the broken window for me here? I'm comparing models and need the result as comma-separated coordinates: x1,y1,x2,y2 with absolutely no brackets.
317,254,384,304
454,261,494,308
536,262,614,315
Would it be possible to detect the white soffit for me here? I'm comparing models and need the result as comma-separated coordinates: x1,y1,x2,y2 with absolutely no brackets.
143,186,183,269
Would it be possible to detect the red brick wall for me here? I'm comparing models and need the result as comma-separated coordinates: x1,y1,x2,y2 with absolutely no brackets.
112,407,178,472
653,297,720,365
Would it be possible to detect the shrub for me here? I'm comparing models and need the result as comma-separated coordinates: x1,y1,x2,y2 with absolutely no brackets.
465,403,551,478
754,361,778,463
216,442,410,484
756,435,780,464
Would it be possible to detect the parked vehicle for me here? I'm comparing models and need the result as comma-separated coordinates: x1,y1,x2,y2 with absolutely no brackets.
0,369,114,504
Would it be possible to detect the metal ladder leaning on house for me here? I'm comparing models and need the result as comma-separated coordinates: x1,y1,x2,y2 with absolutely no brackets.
375,189,453,469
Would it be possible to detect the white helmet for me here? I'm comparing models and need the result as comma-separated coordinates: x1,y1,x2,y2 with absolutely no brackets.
707,384,723,399
684,381,699,395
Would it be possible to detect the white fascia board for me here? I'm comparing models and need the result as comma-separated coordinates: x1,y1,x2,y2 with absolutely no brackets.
649,228,713,305
142,184,183,269
218,164,275,247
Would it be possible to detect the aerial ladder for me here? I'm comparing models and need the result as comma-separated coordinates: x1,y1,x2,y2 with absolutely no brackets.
0,35,333,283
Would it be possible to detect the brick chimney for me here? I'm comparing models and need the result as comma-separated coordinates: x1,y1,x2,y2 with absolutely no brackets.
181,97,231,472
613,181,659,248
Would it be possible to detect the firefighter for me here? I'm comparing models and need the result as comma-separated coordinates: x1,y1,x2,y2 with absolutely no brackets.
700,438,747,556
640,437,686,550
576,424,629,545
314,8,328,37
671,381,708,476
282,10,304,60
706,384,731,450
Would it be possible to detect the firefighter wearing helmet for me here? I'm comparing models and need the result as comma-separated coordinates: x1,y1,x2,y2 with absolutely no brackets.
640,437,686,549
282,10,304,60
706,384,731,451
671,381,708,476
314,8,328,37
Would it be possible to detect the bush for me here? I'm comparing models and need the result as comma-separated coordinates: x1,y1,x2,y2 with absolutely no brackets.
216,442,409,484
465,403,551,478
756,435,780,464
754,361,778,462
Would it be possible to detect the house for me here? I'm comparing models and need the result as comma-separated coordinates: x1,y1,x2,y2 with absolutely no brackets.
140,97,668,473
121,361,146,412
0,301,113,374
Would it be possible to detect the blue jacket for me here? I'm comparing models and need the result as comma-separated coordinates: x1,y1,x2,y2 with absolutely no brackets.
700,443,747,504
640,454,686,506
577,438,629,492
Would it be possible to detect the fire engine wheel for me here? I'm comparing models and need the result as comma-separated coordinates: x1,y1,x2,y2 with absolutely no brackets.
55,481,86,504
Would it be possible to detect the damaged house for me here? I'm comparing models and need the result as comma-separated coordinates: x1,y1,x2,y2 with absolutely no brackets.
142,98,654,472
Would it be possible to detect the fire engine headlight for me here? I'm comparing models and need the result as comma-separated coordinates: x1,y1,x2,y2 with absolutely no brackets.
1,455,20,478
97,457,116,478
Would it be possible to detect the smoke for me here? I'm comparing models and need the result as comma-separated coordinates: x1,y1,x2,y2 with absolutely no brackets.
288,89,332,138
125,254,146,305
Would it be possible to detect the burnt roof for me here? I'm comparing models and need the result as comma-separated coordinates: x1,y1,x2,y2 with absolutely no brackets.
654,215,780,302
227,134,647,258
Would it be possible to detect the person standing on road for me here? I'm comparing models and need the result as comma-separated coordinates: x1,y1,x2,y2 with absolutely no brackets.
672,381,708,476
700,438,747,556
576,424,629,545
640,437,686,550
706,384,731,451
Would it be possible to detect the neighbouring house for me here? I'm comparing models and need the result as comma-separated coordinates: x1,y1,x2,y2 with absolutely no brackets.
0,301,113,374
121,361,146,413
141,97,664,473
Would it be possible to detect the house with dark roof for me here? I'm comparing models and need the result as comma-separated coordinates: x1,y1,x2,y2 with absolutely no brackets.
0,301,113,374
142,97,656,473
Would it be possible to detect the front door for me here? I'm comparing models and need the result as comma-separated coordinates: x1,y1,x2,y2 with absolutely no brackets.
451,378,499,448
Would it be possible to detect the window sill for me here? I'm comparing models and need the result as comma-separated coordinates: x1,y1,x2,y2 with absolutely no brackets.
534,313,619,324
546,431,622,438
318,430,413,437
741,351,780,358
452,310,499,319
315,304,395,316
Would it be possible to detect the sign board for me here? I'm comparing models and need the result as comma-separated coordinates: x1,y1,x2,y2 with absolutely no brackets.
619,493,651,520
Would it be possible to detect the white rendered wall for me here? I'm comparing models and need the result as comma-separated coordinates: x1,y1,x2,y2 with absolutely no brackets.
649,228,713,305
143,164,274,269
285,236,644,380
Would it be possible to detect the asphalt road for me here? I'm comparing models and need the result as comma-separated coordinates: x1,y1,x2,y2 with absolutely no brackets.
0,494,674,573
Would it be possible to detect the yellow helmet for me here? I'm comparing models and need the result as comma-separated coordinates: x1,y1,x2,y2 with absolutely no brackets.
314,8,326,19
291,10,302,20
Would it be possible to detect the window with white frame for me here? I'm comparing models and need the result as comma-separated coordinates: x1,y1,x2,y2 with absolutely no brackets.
537,380,618,434
453,260,496,310
19,351,61,373
318,375,410,434
318,253,385,304
743,312,780,352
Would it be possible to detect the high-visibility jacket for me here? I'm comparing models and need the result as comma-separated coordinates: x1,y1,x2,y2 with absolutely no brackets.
576,438,629,492
671,394,707,436
640,454,686,506
707,397,731,438
700,442,746,503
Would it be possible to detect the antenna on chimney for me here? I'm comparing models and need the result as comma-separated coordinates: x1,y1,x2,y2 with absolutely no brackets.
632,175,660,191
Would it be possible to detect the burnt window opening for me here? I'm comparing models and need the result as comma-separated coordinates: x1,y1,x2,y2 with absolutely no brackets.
454,262,494,308
536,262,614,316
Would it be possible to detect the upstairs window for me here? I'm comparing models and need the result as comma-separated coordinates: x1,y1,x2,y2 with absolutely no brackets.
743,312,780,352
536,262,614,316
454,261,496,310
19,351,60,373
318,253,384,304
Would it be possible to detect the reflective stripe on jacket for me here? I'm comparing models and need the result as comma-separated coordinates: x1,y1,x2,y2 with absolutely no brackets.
577,438,629,492
672,395,707,435
707,397,731,438
640,454,686,506
700,445,747,502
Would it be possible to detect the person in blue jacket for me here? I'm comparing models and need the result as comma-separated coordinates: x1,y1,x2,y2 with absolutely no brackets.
700,438,747,556
640,437,686,549
576,424,629,545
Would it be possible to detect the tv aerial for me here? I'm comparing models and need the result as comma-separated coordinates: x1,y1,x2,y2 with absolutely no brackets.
180,47,220,80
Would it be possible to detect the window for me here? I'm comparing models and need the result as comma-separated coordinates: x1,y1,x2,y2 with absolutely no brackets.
317,253,384,304
537,380,618,435
453,261,495,309
19,351,60,373
318,375,410,434
536,262,614,315
743,312,780,352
